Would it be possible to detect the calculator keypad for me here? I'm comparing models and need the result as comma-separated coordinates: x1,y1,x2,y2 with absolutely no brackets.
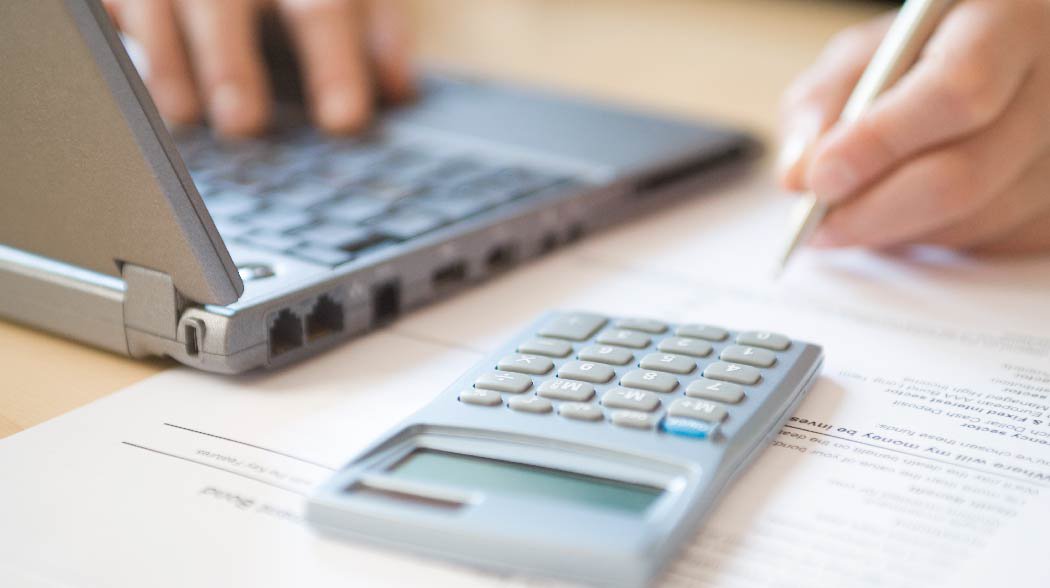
497,354,554,375
602,388,661,412
517,338,572,358
558,361,615,384
461,313,798,441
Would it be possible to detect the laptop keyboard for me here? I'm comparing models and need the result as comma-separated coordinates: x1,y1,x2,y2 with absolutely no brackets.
175,127,575,267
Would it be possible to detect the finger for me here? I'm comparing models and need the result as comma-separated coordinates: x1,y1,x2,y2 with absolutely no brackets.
176,0,271,137
905,152,1050,250
117,0,202,126
101,0,122,27
975,212,1050,256
806,0,1042,205
812,70,1050,250
365,0,415,102
278,0,372,134
778,15,893,190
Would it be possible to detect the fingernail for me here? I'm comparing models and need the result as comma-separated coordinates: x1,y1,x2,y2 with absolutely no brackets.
777,111,822,178
319,86,368,133
212,83,265,137
809,227,841,248
810,157,859,203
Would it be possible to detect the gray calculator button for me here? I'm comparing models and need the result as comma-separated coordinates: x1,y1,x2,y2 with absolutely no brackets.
719,345,777,368
668,398,727,422
538,313,608,341
474,371,532,394
676,324,728,341
558,361,615,384
559,402,603,422
685,378,745,404
595,329,650,349
517,338,572,358
459,389,502,406
613,318,668,334
602,388,661,412
620,369,678,393
611,410,660,430
577,345,633,366
538,379,595,402
736,331,791,351
508,395,553,414
639,353,696,375
703,362,761,385
497,354,554,375
657,337,712,358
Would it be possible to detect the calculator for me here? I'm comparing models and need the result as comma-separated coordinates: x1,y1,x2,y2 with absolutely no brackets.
307,312,823,587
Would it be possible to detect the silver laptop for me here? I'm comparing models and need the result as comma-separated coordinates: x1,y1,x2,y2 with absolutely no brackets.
0,0,758,374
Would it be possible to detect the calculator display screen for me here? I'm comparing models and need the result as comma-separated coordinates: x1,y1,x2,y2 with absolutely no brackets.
388,449,662,514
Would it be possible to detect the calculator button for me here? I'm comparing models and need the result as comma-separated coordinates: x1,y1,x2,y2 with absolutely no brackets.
685,378,745,403
736,331,791,351
517,338,572,358
459,389,502,406
611,410,660,430
719,345,777,368
596,329,650,349
703,362,761,385
497,354,554,375
538,313,608,341
558,361,615,384
657,337,712,358
577,345,633,366
620,369,678,393
602,388,661,412
507,395,553,414
559,402,603,422
538,379,595,402
475,371,532,394
667,398,727,422
639,353,696,375
613,318,668,334
676,324,728,341
661,417,718,439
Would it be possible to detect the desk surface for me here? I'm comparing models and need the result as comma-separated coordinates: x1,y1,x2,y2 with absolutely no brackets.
0,0,883,439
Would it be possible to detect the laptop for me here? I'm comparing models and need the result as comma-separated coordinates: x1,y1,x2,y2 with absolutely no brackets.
0,0,759,374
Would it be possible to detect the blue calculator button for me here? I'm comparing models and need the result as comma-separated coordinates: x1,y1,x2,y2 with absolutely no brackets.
661,417,718,439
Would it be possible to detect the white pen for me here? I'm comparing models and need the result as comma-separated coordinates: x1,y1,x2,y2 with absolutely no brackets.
776,0,957,274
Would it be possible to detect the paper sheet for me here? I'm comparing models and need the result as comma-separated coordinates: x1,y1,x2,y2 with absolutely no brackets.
2,172,1050,587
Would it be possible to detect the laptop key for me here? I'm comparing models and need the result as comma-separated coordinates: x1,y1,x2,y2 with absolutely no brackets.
236,231,305,253
320,197,390,224
371,211,446,241
289,245,355,267
238,209,314,233
206,195,260,218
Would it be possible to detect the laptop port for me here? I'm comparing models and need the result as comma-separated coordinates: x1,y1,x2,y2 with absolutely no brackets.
183,322,201,357
485,244,517,273
306,295,345,342
565,223,584,243
539,233,559,254
431,260,468,292
372,279,401,326
269,309,304,357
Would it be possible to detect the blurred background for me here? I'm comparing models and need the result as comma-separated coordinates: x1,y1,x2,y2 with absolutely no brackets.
407,0,892,140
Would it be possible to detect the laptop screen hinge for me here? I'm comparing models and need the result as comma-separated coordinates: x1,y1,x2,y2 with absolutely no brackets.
122,263,186,341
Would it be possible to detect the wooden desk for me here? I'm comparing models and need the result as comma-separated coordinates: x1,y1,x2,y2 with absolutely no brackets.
0,0,883,438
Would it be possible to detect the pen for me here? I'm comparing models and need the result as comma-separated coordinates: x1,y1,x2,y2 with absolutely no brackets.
776,0,957,274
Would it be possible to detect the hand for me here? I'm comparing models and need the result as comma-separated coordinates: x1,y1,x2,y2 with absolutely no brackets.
778,0,1050,255
103,0,415,137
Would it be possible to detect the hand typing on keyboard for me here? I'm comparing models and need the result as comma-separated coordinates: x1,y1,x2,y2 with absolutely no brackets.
102,0,415,137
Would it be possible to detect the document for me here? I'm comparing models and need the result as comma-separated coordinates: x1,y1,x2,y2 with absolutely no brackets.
2,173,1049,587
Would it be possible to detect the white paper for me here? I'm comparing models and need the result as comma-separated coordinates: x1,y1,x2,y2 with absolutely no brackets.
2,173,1049,587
